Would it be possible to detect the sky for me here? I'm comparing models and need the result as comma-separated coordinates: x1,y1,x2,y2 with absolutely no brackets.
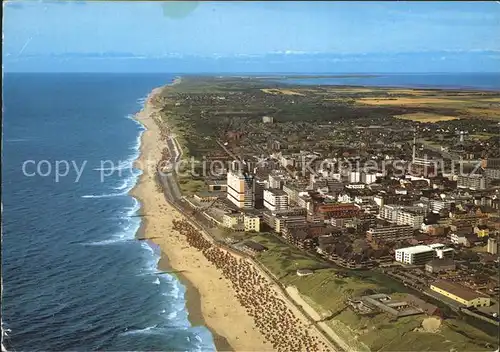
3,1,500,72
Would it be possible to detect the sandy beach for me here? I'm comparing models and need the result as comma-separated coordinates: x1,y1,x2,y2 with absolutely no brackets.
129,86,272,351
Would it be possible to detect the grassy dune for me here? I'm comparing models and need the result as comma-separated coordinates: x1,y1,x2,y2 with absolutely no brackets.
395,113,459,123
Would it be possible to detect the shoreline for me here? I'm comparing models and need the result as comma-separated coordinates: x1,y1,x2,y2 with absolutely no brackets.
133,193,233,351
129,84,271,351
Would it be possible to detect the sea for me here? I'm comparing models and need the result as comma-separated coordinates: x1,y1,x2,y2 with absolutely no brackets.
270,72,500,91
1,72,499,351
1,73,216,351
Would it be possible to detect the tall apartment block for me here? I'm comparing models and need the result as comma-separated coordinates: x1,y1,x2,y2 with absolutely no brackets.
227,170,255,209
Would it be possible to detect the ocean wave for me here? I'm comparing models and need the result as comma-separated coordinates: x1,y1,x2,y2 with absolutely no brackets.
136,97,147,106
153,278,160,285
126,114,146,131
4,138,32,143
82,238,128,246
166,311,178,320
113,180,129,191
120,324,159,336
113,175,139,192
161,279,182,299
80,216,139,246
81,192,127,199
141,241,155,256
125,198,141,217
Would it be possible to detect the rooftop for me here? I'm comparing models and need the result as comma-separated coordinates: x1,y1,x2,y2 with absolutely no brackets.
265,188,287,196
242,241,268,252
426,258,455,267
431,280,489,301
396,245,435,255
428,243,445,249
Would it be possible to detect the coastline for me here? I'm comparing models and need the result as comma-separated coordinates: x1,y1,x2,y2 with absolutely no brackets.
129,84,272,351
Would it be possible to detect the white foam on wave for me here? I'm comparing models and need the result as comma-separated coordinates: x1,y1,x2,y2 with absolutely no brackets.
5,138,31,143
113,173,140,193
113,179,129,190
83,238,128,246
81,192,127,199
126,197,141,217
153,277,160,285
166,311,178,320
120,324,158,336
161,276,182,300
82,215,139,246
126,114,146,131
136,97,147,106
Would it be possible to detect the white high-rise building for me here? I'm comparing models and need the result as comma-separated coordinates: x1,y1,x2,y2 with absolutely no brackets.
349,171,361,183
227,170,254,209
362,172,377,184
263,189,289,212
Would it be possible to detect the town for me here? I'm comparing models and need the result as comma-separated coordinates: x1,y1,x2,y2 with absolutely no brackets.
153,76,500,351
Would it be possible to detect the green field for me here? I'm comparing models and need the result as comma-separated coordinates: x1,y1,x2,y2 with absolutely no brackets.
250,234,497,352
177,176,205,195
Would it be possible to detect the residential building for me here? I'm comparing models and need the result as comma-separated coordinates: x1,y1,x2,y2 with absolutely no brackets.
457,174,488,190
283,184,300,204
349,171,361,183
430,199,454,213
244,214,261,232
450,232,477,247
435,248,454,260
227,170,255,209
397,210,424,229
263,189,289,212
474,224,490,238
297,195,311,209
222,213,243,230
380,205,402,222
367,225,414,243
274,214,307,233
283,224,337,250
314,203,360,218
430,280,491,307
263,209,307,234
485,168,500,180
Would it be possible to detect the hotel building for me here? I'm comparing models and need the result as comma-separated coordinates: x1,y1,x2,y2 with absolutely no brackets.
227,170,255,209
